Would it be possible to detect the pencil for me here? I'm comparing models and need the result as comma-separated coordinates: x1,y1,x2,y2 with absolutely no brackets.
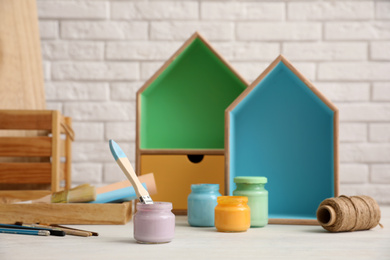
0,224,65,237
0,228,50,236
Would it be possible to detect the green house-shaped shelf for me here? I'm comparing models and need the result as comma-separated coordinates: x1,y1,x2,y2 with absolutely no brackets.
136,32,248,214
226,55,339,225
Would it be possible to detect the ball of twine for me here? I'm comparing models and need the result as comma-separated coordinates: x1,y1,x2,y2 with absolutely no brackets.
316,195,382,232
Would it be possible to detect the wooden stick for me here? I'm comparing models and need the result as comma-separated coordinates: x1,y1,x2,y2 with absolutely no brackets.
64,117,72,190
51,111,61,192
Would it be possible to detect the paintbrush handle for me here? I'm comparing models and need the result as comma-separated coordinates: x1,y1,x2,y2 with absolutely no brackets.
38,224,91,237
109,139,153,204
116,157,149,198
0,223,65,236
0,228,50,236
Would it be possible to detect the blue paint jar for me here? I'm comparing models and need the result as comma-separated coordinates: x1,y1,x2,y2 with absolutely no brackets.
187,184,221,227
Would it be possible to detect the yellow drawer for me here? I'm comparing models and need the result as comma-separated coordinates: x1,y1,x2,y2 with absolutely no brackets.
140,154,225,214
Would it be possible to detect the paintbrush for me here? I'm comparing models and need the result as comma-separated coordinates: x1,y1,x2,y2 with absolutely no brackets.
18,184,96,204
109,140,153,204
0,228,50,236
17,223,92,237
15,221,92,237
50,184,96,203
48,224,98,236
0,223,65,236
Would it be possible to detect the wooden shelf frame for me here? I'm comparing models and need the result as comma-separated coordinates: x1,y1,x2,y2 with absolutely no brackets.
136,31,249,174
139,149,224,156
225,55,339,225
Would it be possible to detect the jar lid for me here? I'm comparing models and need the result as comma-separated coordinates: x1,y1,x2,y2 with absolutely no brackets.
234,176,267,184
217,196,248,205
136,202,172,210
191,184,219,191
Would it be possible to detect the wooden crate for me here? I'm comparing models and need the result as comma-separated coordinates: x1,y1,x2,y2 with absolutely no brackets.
0,110,74,200
0,202,132,225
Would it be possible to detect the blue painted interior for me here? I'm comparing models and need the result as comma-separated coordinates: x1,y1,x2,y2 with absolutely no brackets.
229,61,335,219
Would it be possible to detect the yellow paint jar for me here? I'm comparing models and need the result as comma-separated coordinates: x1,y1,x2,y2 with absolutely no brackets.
214,196,250,232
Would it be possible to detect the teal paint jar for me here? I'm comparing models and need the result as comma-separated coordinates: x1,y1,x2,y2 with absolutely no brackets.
233,177,268,227
187,184,221,227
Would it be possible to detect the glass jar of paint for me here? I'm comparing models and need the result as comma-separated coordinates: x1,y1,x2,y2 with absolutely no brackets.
233,176,268,227
214,196,250,232
187,184,221,227
133,202,175,244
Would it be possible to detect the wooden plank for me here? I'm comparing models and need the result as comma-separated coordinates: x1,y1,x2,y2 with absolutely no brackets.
0,110,52,130
136,93,141,175
0,202,132,225
51,111,61,192
0,163,51,183
0,137,51,157
64,117,72,189
60,139,67,157
334,111,340,197
60,163,66,181
224,110,230,195
60,116,75,141
0,190,51,201
268,219,319,225
0,0,46,164
140,149,225,155
0,0,46,110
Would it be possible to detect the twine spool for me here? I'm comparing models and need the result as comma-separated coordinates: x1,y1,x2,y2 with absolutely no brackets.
316,195,382,232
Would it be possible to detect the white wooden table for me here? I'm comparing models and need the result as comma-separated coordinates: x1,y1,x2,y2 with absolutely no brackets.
1,207,389,260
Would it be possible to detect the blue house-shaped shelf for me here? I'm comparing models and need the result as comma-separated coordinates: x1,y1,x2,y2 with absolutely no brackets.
225,55,339,225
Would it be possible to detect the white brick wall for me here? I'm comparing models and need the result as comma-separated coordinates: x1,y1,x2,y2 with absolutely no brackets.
42,41,104,60
38,0,390,204
111,2,199,20
38,1,108,19
237,22,322,41
288,2,374,20
52,61,139,80
61,21,148,40
201,2,285,21
150,22,235,40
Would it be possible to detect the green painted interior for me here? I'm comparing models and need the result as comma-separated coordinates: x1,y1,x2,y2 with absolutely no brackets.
140,38,246,149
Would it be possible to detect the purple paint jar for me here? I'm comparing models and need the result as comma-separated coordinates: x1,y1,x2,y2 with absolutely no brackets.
133,202,175,244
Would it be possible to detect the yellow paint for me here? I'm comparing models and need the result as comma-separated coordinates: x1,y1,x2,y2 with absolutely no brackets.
214,196,250,232
140,155,225,211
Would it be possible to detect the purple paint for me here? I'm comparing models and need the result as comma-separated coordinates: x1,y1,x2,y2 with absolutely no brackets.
133,202,175,244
